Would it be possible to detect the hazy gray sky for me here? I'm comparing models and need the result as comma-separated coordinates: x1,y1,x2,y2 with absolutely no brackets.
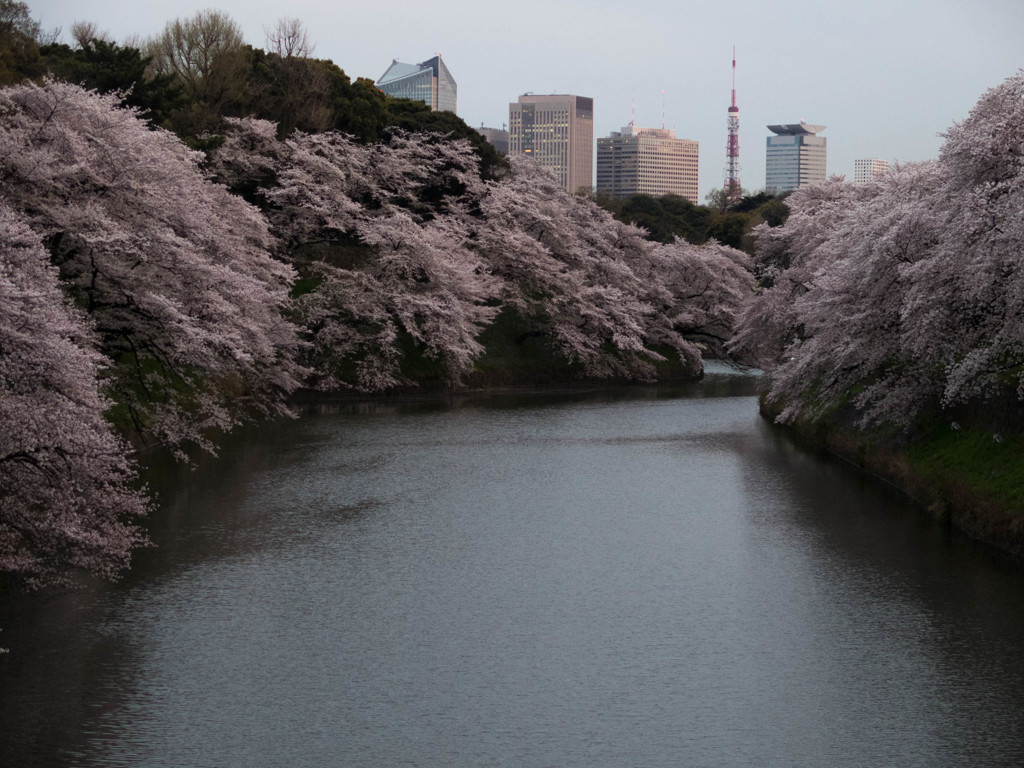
28,0,1024,199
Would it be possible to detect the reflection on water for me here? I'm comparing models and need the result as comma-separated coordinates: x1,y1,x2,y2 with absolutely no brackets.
3,364,1024,767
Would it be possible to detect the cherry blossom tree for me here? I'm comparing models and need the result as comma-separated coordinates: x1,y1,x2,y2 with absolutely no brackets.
1,203,148,588
917,71,1024,408
472,158,756,379
642,238,753,364
732,70,1024,430
727,177,856,374
753,165,945,425
212,120,755,388
0,81,304,455
473,158,659,379
212,120,500,390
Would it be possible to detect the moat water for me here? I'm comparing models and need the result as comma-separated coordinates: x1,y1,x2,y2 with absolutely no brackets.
3,364,1024,767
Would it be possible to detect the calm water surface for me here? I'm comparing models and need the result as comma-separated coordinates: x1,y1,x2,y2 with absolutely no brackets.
3,365,1024,767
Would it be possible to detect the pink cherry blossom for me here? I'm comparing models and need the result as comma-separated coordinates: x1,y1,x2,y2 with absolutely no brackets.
0,202,148,588
0,82,305,454
733,71,1024,429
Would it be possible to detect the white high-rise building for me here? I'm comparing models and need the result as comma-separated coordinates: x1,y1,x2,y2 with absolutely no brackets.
509,94,594,194
854,158,889,184
596,124,699,203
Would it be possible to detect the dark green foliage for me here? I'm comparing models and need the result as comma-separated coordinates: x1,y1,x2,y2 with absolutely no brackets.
289,275,324,299
159,46,500,181
335,76,389,142
730,191,774,213
393,328,454,388
0,0,42,84
40,40,183,126
238,51,389,142
728,190,789,229
616,194,711,244
598,191,788,254
467,306,581,387
705,213,748,249
755,197,789,227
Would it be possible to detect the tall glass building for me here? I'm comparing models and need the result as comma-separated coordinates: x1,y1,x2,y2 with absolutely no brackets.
765,123,827,194
509,94,594,194
376,55,457,114
596,125,699,203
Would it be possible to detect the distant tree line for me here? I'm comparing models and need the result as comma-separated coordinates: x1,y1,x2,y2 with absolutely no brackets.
0,3,504,174
594,189,789,253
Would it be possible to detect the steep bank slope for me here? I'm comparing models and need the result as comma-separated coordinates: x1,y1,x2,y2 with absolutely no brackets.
760,396,1024,560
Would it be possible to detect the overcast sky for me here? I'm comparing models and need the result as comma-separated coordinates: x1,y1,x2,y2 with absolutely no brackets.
28,0,1024,200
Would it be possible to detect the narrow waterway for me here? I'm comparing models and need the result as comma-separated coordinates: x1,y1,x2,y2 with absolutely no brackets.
3,365,1024,767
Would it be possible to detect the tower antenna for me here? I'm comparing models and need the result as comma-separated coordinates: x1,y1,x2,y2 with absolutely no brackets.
725,46,742,202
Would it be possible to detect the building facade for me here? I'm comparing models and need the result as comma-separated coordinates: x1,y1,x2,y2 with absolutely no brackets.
509,94,594,194
479,126,509,155
765,123,827,194
853,158,889,184
376,55,457,113
596,125,699,203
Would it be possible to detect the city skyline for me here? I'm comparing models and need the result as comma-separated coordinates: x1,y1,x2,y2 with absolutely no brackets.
27,0,1024,200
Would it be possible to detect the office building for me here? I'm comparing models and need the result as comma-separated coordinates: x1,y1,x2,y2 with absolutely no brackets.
596,124,699,203
854,158,888,184
765,122,827,194
376,55,457,113
479,126,509,155
509,94,594,194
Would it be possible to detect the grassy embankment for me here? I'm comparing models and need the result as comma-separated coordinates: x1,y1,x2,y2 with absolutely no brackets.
761,394,1024,558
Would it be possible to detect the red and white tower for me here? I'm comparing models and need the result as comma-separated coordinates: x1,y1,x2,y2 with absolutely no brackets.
725,47,742,202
